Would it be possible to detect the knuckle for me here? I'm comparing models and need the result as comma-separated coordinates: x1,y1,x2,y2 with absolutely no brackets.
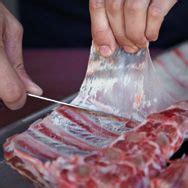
92,28,115,47
92,28,109,41
108,0,123,13
149,5,163,18
89,0,105,11
14,63,25,72
126,0,145,12
116,35,128,46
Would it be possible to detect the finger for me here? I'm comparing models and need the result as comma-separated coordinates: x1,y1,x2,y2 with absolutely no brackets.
124,0,150,48
146,0,177,41
106,0,138,53
0,43,26,110
89,0,117,57
14,64,43,95
4,12,43,95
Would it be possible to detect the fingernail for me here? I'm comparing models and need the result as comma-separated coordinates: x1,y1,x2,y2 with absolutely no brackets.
124,46,138,54
28,82,43,96
99,45,112,57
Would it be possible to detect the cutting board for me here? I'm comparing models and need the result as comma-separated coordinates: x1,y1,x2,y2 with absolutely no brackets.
0,161,36,188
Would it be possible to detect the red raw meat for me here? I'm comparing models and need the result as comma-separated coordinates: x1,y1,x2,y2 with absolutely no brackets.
4,105,137,187
3,102,188,187
151,157,188,188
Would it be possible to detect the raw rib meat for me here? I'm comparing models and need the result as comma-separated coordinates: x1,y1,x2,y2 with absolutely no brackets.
3,101,188,187
4,105,137,187
151,157,188,188
4,43,188,187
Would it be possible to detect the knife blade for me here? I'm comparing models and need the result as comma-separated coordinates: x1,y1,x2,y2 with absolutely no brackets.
27,93,80,109
27,93,123,118
27,93,105,115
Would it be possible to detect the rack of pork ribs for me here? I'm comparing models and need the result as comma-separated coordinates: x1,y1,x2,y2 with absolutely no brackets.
3,101,188,188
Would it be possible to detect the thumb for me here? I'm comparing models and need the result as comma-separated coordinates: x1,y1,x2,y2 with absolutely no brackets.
0,45,27,110
16,64,43,96
4,15,43,95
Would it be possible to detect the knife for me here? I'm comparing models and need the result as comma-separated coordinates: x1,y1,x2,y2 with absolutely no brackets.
27,93,124,118
27,93,80,109
27,93,106,115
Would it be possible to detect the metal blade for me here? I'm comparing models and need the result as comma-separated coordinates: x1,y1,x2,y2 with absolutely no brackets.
27,93,123,118
27,93,104,115
27,93,81,109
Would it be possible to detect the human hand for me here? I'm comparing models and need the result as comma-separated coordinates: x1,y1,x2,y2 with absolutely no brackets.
89,0,177,56
0,2,42,110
